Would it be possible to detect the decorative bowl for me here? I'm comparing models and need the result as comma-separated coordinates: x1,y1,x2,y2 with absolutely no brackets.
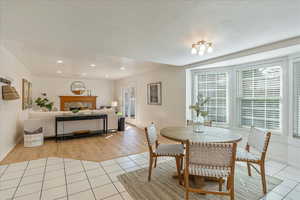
71,109,80,114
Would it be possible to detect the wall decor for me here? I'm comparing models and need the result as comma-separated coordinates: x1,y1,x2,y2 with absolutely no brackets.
147,82,162,105
0,77,20,100
71,81,86,95
28,82,33,107
22,79,33,110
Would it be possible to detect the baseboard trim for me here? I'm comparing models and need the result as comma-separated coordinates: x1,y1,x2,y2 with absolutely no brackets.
0,135,23,162
125,122,137,127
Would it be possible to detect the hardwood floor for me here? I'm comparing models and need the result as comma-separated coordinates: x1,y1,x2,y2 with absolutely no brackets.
0,125,172,165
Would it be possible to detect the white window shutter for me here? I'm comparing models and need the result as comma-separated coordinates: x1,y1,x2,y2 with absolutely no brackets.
293,62,300,137
193,72,228,124
240,65,281,130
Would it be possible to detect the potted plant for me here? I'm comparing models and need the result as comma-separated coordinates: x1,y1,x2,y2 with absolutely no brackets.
35,93,54,111
189,94,209,132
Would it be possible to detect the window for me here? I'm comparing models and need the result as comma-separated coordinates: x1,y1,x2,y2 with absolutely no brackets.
293,61,300,137
239,65,281,130
123,87,136,118
192,71,228,124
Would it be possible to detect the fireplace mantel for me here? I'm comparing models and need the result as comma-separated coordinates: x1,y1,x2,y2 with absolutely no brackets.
59,96,97,111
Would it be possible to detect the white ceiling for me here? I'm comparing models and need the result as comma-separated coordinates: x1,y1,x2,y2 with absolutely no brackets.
1,0,300,79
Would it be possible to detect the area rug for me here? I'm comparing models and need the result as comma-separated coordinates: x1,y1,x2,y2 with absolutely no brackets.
118,160,282,200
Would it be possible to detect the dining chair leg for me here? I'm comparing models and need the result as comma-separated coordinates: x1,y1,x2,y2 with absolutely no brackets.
154,157,157,168
260,162,267,194
185,189,189,200
226,176,230,190
230,188,235,200
184,170,189,200
148,156,154,181
175,157,181,185
180,157,184,170
230,176,235,200
247,162,252,176
218,178,223,191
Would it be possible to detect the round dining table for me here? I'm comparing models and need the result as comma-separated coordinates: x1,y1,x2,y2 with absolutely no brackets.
160,126,242,187
160,126,242,143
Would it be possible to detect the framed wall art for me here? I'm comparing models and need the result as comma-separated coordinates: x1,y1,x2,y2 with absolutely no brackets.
22,79,33,110
147,82,162,105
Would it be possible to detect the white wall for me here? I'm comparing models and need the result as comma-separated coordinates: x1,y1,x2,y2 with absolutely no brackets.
114,66,186,129
0,45,32,160
32,76,115,110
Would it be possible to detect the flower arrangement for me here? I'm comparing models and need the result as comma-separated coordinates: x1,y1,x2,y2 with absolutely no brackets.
189,94,209,118
35,93,54,111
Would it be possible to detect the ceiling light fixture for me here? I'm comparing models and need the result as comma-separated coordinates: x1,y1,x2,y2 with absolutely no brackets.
207,42,213,53
90,64,96,67
120,67,125,70
57,60,63,64
190,40,213,56
105,74,109,78
56,70,62,74
81,73,87,76
198,50,205,56
191,44,197,55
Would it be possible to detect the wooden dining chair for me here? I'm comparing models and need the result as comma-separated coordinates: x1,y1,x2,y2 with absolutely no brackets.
145,123,184,182
236,127,271,194
182,141,237,200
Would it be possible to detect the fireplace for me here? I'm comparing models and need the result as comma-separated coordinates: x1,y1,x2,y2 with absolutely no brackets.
59,96,97,111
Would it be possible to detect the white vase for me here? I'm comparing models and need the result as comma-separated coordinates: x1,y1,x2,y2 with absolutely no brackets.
193,115,204,133
41,107,48,112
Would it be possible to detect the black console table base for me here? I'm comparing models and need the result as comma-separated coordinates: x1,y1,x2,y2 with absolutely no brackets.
55,114,108,142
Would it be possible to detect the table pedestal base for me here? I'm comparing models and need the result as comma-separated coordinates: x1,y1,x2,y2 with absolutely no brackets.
172,172,225,188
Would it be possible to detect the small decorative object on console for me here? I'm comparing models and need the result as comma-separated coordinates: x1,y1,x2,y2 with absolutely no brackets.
71,108,80,114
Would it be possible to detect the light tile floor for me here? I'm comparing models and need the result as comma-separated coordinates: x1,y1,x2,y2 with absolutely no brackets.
0,152,299,200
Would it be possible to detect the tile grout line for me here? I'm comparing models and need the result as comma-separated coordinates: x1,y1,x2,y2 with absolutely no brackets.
4,153,161,199
107,153,150,199
39,158,48,200
276,165,288,174
4,154,151,199
100,159,126,200
259,163,295,199
11,161,30,199
118,156,144,171
66,182,118,198
0,164,9,179
2,163,52,199
111,159,127,200
43,161,112,196
63,158,69,200
80,160,97,200
281,182,299,199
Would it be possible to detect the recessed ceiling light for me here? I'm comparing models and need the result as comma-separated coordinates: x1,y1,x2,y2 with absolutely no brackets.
105,74,109,78
57,60,63,64
120,67,125,70
90,64,96,67
81,73,87,76
56,70,62,74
